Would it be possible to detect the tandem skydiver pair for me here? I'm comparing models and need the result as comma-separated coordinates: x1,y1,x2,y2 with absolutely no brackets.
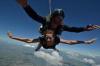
8,0,99,51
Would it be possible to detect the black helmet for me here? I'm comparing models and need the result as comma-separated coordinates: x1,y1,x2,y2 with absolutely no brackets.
51,9,65,18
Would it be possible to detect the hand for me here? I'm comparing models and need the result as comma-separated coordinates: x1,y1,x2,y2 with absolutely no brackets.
85,24,100,31
7,32,13,39
84,38,96,44
17,0,28,7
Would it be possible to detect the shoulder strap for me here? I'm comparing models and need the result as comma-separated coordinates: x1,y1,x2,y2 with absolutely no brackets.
45,15,51,23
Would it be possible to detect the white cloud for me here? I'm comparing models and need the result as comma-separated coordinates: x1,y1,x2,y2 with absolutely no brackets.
83,58,95,64
82,57,100,66
94,65,100,66
66,51,80,57
23,44,35,48
34,51,63,66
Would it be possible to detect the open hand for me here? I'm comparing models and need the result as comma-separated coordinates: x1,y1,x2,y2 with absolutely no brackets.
7,32,13,39
84,38,96,44
86,24,100,31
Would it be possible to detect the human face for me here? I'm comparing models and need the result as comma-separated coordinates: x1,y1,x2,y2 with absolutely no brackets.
51,15,63,26
45,30,54,46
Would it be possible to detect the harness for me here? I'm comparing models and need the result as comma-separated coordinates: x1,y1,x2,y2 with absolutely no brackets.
39,15,51,35
39,15,63,35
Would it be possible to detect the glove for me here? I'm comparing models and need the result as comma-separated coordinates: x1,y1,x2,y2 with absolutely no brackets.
17,0,28,7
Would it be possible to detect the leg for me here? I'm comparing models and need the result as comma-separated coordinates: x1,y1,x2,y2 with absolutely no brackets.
7,32,39,43
60,38,96,45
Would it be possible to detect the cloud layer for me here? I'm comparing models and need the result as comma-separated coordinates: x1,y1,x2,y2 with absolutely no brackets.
34,51,63,66
83,58,95,64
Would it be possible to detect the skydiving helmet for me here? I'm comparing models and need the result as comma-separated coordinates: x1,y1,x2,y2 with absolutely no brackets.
51,9,65,18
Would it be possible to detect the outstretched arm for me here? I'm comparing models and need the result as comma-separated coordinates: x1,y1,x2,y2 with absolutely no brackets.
17,0,46,24
62,24,99,33
60,38,96,45
7,32,39,43
62,25,85,33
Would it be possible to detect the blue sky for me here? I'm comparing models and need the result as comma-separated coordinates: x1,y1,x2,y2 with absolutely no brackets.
0,0,100,56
